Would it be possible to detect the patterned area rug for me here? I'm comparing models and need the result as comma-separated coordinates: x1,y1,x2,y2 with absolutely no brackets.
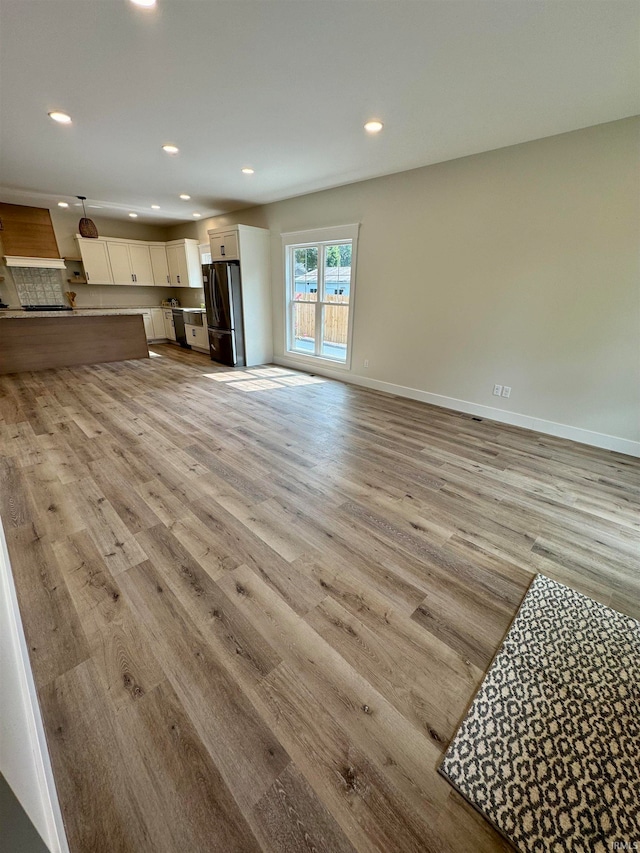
440,574,640,852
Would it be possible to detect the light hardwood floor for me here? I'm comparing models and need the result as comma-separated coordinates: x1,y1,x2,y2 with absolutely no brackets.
1,345,638,853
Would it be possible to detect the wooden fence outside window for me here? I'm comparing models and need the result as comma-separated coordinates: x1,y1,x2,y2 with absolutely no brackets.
294,296,349,344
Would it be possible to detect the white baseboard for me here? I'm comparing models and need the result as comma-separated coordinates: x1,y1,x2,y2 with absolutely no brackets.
273,356,640,458
0,519,69,853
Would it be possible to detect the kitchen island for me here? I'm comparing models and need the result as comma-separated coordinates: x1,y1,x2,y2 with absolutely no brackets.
0,313,148,374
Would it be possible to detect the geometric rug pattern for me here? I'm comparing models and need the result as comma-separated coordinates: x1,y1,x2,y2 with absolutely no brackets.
440,575,640,852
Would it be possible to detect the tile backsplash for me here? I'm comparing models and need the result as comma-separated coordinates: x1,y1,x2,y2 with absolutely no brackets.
11,267,66,306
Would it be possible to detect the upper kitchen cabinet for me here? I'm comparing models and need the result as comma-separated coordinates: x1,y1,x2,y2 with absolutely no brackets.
106,242,131,284
149,244,170,286
128,244,154,286
106,239,154,286
210,230,239,261
166,239,202,288
76,237,113,284
166,244,184,286
75,235,201,288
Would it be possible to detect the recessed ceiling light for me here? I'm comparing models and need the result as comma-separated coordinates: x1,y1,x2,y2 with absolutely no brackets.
364,120,384,134
241,167,254,175
151,204,161,210
129,212,138,218
57,201,69,208
192,212,201,218
130,0,156,7
179,193,191,200
48,111,72,124
162,144,179,155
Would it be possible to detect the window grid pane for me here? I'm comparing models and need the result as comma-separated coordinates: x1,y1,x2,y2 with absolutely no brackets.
293,247,318,301
293,300,316,354
321,303,348,362
323,243,351,304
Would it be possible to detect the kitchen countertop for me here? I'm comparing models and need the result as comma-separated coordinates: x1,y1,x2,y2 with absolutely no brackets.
0,310,152,318
0,307,206,319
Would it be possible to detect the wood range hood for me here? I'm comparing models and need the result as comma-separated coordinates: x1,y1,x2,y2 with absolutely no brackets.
0,202,66,268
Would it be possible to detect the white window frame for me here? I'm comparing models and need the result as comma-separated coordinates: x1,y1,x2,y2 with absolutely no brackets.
282,224,359,370
198,243,211,265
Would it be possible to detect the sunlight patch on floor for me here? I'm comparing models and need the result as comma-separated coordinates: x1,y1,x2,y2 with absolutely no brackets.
202,366,326,392
204,371,258,382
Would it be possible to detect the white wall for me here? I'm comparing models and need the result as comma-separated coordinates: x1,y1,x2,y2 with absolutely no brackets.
172,117,640,452
0,520,68,853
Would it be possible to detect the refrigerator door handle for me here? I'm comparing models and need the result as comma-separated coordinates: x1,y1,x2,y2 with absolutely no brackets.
225,270,235,330
211,268,221,327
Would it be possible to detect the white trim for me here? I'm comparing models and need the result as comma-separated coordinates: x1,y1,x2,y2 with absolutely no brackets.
4,256,66,269
0,518,69,853
75,235,167,248
280,349,352,372
273,355,640,457
281,223,360,244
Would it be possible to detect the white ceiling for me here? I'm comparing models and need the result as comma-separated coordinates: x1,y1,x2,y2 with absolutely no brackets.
0,0,638,225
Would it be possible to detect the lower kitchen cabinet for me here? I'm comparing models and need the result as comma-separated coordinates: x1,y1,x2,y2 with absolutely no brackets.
140,310,154,341
140,308,167,341
186,323,208,351
163,309,176,341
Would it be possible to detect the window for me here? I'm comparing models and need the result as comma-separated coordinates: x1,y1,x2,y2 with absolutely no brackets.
198,243,211,265
283,224,358,367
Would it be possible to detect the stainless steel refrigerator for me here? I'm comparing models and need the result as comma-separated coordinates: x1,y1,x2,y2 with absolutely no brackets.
202,261,246,366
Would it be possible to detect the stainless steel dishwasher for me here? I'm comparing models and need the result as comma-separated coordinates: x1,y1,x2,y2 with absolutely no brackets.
171,308,190,349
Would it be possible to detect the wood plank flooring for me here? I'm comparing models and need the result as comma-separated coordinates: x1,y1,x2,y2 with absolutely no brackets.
1,344,638,853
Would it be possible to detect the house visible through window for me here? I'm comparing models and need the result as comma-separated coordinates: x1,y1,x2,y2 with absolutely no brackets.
283,225,358,366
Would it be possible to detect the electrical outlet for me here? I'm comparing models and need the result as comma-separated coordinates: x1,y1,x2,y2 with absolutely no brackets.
502,386,511,398
493,384,502,396
364,359,369,368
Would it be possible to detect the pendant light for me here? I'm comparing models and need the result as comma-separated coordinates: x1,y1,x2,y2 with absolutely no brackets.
77,196,99,238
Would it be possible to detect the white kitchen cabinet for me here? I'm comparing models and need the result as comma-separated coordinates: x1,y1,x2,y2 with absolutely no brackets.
163,309,176,341
106,242,133,284
106,241,154,286
186,323,208,351
209,230,239,261
76,235,201,289
150,245,170,287
166,239,202,288
129,244,154,286
184,310,208,351
150,308,166,339
76,237,113,284
140,310,154,340
139,308,166,341
207,224,272,366
166,245,186,288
